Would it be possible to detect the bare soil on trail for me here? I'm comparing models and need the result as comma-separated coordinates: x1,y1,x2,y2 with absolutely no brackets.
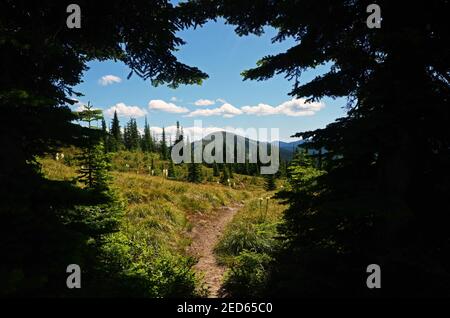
187,204,242,298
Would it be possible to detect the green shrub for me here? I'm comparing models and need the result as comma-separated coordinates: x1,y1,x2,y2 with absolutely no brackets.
222,251,272,297
215,222,278,260
95,232,204,297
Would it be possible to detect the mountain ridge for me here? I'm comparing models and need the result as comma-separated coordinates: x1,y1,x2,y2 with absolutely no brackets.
188,131,303,161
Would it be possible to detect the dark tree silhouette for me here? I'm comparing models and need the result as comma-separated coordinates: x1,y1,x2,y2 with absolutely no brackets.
109,110,123,152
181,0,450,296
264,174,276,191
142,116,154,152
160,127,169,160
0,1,207,296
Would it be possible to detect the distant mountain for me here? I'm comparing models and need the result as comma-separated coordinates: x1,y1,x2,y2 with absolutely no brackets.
277,139,304,150
188,131,303,162
275,140,304,160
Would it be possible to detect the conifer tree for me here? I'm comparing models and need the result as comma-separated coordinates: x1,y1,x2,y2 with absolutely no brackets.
227,163,234,178
160,127,168,160
187,161,202,183
244,160,250,176
1,1,209,297
168,159,176,179
220,165,230,185
278,160,288,178
124,118,140,151
110,110,122,152
142,116,153,152
130,119,140,151
175,121,181,144
213,162,220,177
123,124,129,150
264,174,276,191
101,118,109,153
187,0,449,295
187,150,202,183
76,102,111,192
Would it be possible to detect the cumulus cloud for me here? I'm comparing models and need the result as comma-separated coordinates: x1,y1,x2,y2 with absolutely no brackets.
241,98,325,117
185,98,324,118
104,102,147,117
70,100,101,112
75,104,89,112
240,103,275,116
98,75,122,86
186,103,242,118
194,99,215,106
148,99,189,113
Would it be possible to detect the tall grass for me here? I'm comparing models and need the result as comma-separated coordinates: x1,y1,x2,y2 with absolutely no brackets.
215,192,286,297
38,155,265,296
215,196,285,262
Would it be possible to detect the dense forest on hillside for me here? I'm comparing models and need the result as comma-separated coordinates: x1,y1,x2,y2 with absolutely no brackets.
1,0,449,298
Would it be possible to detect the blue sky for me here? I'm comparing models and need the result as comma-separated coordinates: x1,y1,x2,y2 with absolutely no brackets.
73,19,347,142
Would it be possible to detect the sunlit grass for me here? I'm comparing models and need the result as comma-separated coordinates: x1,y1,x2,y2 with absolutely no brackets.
214,194,286,265
39,153,280,296
38,155,267,256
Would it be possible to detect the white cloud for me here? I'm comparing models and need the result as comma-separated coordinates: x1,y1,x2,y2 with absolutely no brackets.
241,98,325,117
71,100,101,112
183,126,226,138
194,99,215,106
148,99,189,113
240,103,276,116
216,98,227,104
104,102,147,118
98,75,122,86
277,98,324,116
186,103,242,118
170,96,181,102
185,98,324,118
75,104,89,112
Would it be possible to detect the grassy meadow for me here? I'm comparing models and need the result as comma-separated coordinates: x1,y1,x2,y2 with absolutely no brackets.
38,149,285,296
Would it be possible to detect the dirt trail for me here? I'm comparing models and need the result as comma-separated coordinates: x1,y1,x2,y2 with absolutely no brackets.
187,204,242,297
